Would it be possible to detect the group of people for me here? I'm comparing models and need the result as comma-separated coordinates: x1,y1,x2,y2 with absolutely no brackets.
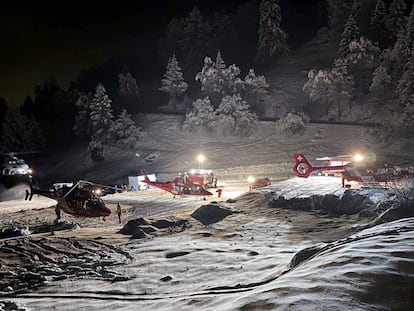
114,184,129,193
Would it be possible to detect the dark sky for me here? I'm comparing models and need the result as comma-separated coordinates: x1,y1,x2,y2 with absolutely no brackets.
0,0,319,105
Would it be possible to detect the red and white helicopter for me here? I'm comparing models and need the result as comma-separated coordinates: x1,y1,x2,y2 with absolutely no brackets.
140,169,213,197
293,153,413,187
25,180,113,219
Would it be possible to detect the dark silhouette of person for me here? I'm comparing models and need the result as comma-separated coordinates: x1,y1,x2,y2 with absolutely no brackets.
117,202,122,224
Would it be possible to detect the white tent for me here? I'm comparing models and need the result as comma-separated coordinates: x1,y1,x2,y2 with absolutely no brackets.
128,174,156,191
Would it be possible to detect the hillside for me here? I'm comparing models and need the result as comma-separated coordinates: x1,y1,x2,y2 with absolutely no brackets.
263,27,336,117
28,112,409,190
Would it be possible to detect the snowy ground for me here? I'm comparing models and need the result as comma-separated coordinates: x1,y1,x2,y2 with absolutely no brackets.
1,115,413,310
1,176,413,310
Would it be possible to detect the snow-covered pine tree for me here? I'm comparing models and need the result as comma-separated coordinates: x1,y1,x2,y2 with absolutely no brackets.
303,69,333,116
369,0,389,49
242,69,269,114
338,14,361,58
221,63,244,99
303,60,355,119
385,0,408,45
326,0,354,38
369,65,392,106
195,51,244,108
256,0,289,64
346,37,380,100
330,58,355,116
183,97,216,132
195,56,220,107
1,108,45,151
159,54,188,110
89,83,114,142
73,93,92,138
108,109,143,148
215,94,258,136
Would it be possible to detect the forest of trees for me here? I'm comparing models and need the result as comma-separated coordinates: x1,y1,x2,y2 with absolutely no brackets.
304,0,414,139
1,0,413,157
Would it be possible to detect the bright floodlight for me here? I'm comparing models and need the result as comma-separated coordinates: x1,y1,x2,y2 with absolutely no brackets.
197,154,205,169
247,176,255,183
354,153,363,162
197,154,205,162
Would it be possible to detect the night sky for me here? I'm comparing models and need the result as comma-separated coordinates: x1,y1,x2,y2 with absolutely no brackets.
0,0,322,105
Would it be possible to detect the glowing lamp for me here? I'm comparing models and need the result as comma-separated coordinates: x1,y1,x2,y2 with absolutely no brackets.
354,153,363,162
197,154,205,169
247,176,255,183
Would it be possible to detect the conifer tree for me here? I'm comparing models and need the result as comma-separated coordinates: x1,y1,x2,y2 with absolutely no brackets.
346,37,380,99
216,94,258,136
89,83,114,142
256,0,289,64
369,65,392,106
108,109,143,148
195,51,244,108
159,54,188,110
183,97,216,132
338,15,360,58
385,0,408,44
242,69,269,113
369,0,389,49
303,69,333,116
330,58,354,115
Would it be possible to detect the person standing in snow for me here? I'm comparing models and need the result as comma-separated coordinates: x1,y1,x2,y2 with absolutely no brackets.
117,202,122,224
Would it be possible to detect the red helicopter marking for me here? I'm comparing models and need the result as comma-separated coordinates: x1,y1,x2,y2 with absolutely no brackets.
140,169,213,197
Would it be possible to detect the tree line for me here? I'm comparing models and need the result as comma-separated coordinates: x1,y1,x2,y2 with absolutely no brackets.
303,0,414,140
